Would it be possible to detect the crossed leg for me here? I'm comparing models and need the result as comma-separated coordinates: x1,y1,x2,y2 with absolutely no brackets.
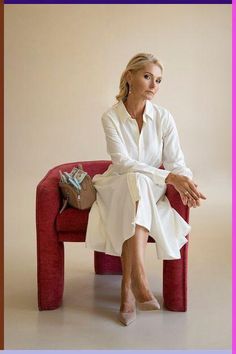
120,201,155,313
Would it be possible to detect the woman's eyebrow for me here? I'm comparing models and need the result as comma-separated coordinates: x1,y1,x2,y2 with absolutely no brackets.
144,71,162,79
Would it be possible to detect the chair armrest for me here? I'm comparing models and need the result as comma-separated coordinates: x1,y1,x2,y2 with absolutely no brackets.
166,184,190,222
36,166,65,310
36,167,62,234
36,160,112,233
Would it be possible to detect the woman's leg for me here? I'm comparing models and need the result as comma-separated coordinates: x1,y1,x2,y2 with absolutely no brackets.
120,202,154,311
120,240,136,313
129,225,154,302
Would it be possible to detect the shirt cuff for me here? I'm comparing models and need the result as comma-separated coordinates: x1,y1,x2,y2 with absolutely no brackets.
154,169,170,186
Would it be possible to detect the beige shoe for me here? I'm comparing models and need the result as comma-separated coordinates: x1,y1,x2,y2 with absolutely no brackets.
136,297,161,311
118,310,136,326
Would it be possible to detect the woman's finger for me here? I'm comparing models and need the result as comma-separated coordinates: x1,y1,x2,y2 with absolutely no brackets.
179,192,187,205
187,200,192,208
191,198,197,208
185,188,199,200
183,195,188,205
189,181,207,200
196,199,201,207
188,183,201,199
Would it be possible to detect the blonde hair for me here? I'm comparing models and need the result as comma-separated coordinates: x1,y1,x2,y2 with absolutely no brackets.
115,52,164,102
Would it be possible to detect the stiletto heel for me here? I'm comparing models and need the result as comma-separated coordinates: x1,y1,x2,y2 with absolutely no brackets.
118,310,136,326
136,298,161,311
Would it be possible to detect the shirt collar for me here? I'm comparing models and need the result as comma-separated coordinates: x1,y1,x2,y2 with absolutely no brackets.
117,99,154,123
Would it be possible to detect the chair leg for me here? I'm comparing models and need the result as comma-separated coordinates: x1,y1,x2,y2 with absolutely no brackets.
94,251,122,275
37,241,65,310
163,240,188,312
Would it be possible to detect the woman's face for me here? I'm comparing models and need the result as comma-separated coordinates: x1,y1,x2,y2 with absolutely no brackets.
128,63,162,101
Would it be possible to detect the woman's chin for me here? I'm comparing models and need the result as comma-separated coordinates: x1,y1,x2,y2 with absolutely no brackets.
145,93,154,100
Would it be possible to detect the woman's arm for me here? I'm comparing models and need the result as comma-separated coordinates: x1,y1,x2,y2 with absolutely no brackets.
162,112,206,207
162,111,193,178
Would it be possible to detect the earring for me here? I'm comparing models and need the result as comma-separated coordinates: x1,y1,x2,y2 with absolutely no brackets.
129,83,132,94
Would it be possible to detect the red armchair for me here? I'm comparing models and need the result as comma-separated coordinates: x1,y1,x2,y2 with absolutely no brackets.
36,160,190,311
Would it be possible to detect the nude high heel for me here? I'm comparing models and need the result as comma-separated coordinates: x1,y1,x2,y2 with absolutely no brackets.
136,297,161,311
131,282,161,311
118,309,136,326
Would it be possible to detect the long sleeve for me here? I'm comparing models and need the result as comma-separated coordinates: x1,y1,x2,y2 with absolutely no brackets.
162,112,193,179
102,114,170,186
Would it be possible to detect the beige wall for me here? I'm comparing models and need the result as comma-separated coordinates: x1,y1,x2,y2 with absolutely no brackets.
5,4,231,240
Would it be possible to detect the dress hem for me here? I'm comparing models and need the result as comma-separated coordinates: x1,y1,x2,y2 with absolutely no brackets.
85,224,189,261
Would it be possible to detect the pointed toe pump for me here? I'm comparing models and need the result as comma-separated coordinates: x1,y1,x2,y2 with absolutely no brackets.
118,310,136,326
136,297,161,311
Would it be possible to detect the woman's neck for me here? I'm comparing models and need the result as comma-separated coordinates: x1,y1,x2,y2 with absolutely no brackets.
123,97,146,119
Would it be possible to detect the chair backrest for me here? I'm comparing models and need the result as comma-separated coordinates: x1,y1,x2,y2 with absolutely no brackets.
59,160,112,178
44,160,112,181
38,161,166,191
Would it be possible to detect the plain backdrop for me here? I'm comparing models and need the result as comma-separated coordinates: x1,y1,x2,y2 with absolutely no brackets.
4,4,231,349
5,5,231,186
5,4,231,245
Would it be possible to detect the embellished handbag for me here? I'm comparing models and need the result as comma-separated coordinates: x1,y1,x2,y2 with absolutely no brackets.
58,164,96,213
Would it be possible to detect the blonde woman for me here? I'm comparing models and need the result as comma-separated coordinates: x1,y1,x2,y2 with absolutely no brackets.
85,53,206,326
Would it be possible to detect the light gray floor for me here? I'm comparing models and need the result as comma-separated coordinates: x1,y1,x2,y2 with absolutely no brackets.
4,180,231,349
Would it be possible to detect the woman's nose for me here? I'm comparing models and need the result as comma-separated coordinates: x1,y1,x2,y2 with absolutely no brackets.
150,80,157,89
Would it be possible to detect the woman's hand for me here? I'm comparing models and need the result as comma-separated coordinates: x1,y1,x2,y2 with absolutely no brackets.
165,173,206,208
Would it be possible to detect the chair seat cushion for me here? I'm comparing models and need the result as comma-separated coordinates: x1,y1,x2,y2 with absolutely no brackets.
56,205,156,243
56,207,90,233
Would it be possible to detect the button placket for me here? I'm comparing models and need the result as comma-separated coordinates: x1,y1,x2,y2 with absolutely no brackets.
138,119,146,160
131,118,145,160
138,127,144,160
133,120,140,145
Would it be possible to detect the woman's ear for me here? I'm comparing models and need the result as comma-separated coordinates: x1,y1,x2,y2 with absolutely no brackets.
126,70,132,85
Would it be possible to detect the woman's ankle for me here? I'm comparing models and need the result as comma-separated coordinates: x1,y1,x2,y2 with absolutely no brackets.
130,268,154,302
120,282,135,312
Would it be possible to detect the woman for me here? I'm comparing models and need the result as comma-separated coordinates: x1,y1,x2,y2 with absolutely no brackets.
85,52,206,326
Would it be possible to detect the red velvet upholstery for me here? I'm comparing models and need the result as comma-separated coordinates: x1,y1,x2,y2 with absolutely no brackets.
36,160,190,311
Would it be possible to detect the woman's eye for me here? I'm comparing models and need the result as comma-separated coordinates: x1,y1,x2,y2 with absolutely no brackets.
144,74,161,83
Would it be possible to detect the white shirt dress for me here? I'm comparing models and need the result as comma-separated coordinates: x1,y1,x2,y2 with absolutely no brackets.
85,99,192,260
